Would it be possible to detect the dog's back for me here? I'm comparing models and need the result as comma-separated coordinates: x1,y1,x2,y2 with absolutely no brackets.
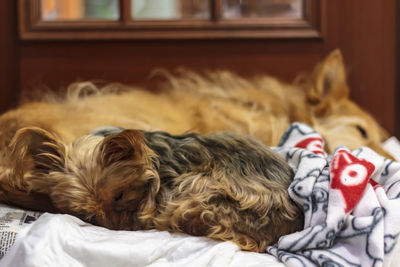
142,130,302,252
144,131,293,183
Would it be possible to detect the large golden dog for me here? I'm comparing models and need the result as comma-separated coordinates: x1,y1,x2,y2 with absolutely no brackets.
0,50,389,161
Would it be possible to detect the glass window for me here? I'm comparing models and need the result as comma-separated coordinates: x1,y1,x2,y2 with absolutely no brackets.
26,0,319,40
222,0,304,19
131,0,210,20
41,0,120,21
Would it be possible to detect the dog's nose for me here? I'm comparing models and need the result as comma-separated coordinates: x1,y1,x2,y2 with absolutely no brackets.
95,204,126,230
93,213,115,229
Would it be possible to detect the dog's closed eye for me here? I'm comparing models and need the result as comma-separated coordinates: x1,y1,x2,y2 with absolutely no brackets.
356,125,368,139
114,192,124,202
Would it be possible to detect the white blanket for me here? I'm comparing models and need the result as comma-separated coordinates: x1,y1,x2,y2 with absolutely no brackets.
0,213,283,267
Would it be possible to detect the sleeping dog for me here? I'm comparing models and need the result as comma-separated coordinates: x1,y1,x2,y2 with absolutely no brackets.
0,50,391,166
0,126,302,252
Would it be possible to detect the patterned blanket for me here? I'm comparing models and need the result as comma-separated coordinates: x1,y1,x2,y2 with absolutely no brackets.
268,123,400,267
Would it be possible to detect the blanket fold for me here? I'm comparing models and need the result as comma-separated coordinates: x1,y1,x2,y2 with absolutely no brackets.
269,123,400,267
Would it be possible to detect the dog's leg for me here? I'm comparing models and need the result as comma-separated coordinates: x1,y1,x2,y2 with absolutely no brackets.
0,165,59,212
0,127,66,212
0,179,59,213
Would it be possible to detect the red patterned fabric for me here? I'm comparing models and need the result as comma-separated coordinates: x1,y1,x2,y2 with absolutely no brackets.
330,149,375,213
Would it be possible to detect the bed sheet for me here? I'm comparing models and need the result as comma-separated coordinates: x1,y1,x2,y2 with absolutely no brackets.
0,212,284,267
1,211,399,267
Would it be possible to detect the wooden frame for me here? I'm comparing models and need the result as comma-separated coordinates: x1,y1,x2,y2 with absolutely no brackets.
0,1,19,114
19,0,324,40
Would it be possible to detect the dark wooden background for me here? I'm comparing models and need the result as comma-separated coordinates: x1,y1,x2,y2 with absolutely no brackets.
1,1,398,136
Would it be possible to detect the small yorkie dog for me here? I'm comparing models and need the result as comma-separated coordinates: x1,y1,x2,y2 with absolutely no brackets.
1,126,302,252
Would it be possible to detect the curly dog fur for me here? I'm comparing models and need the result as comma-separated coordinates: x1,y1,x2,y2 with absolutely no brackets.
1,126,301,252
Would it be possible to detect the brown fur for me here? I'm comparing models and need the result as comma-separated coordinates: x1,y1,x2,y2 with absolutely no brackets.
0,50,390,160
1,127,302,252
0,49,391,251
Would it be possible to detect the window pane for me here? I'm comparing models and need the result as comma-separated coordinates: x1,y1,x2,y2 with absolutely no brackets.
131,0,210,20
222,0,303,19
41,0,119,21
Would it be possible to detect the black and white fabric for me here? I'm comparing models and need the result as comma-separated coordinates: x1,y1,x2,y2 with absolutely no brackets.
268,123,400,267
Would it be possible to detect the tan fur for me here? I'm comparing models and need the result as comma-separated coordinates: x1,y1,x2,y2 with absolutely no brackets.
0,50,390,162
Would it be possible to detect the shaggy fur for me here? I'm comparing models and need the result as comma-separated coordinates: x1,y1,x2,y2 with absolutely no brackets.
0,126,302,252
0,50,391,164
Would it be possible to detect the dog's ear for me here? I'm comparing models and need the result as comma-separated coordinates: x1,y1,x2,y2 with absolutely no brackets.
99,129,146,167
9,127,65,183
307,49,350,114
98,129,159,227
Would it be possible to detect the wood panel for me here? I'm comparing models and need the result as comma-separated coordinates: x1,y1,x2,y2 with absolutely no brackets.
0,1,19,113
323,0,397,135
397,0,400,139
19,40,323,95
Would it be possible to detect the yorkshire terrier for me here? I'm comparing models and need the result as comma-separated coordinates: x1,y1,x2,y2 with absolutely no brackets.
0,126,302,252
